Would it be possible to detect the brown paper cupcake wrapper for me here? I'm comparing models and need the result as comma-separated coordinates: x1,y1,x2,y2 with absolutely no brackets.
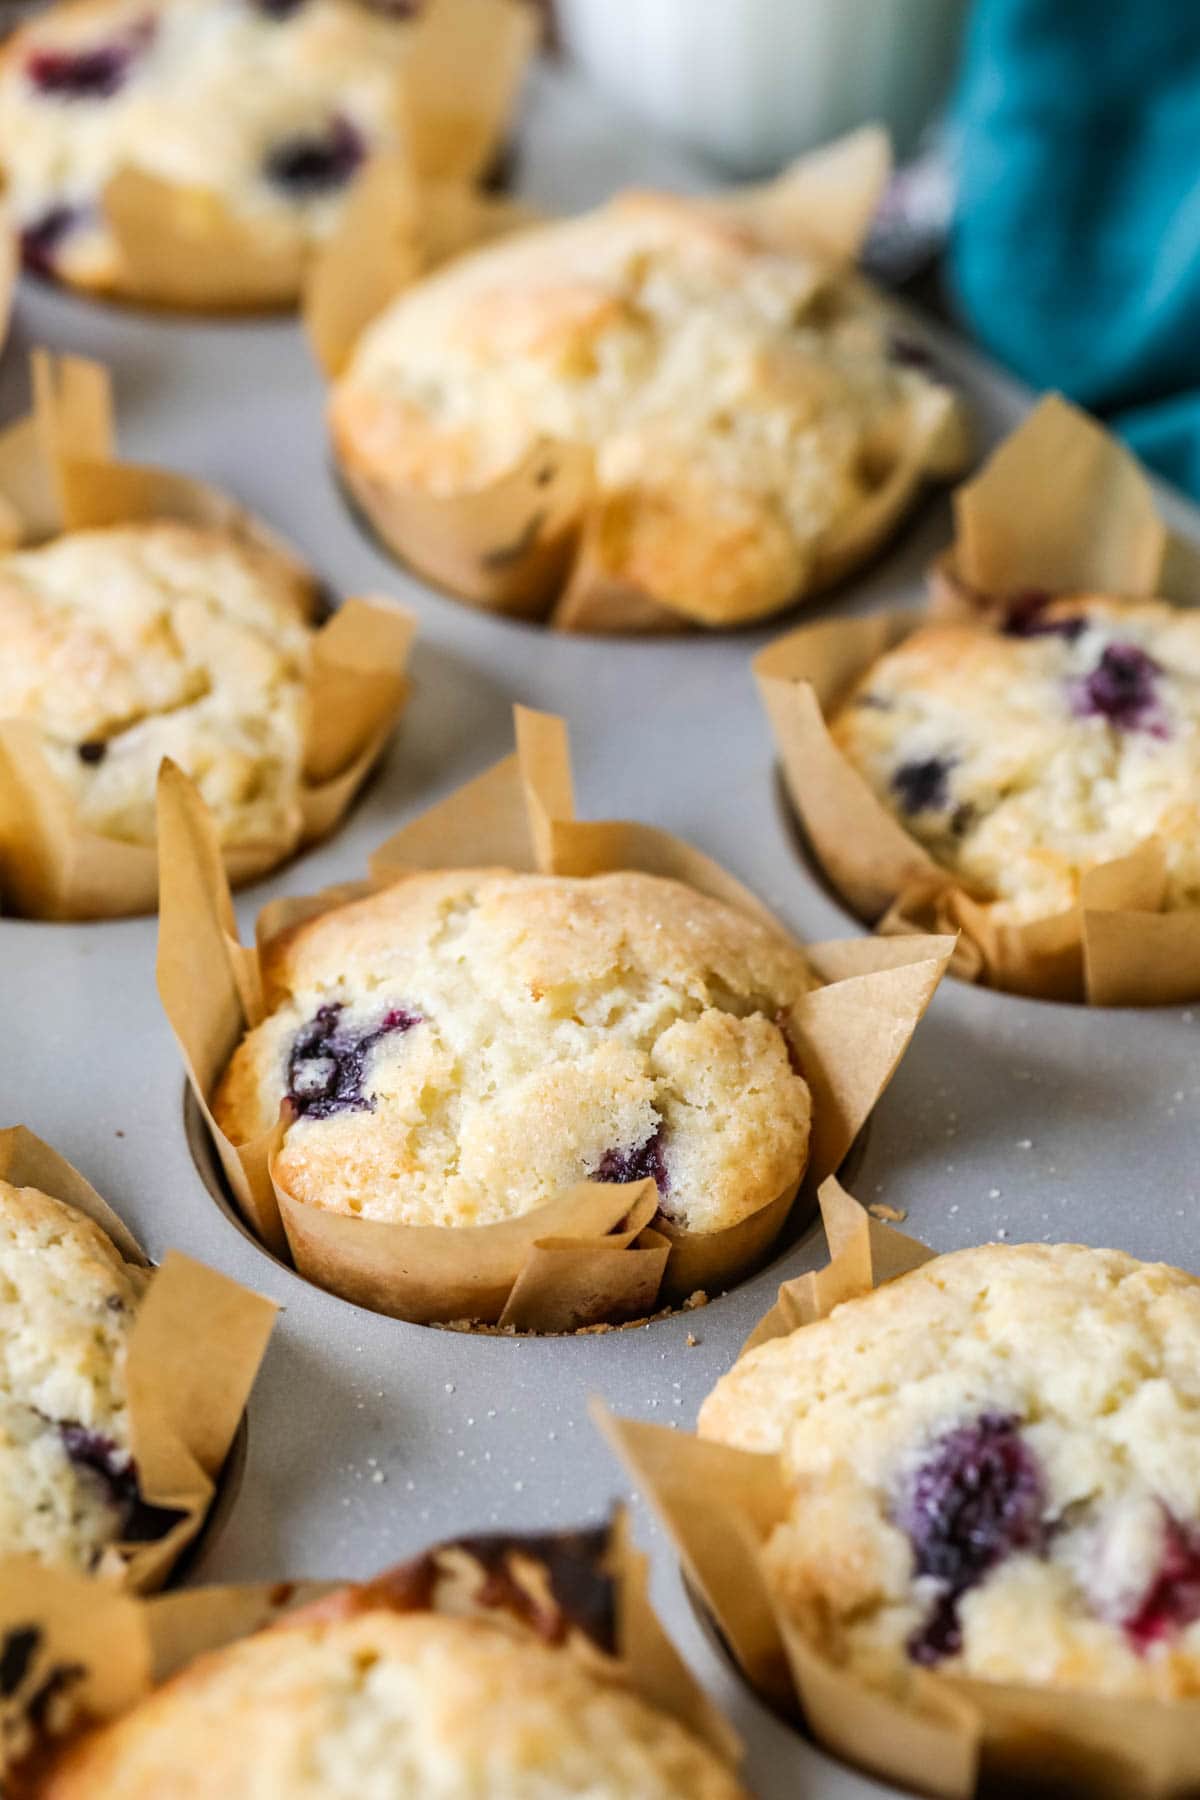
0,1516,739,1786
929,393,1200,617
324,128,971,633
304,0,541,368
0,1126,276,1598
0,351,416,921
600,1181,1200,1799
10,0,536,313
156,702,952,1328
754,602,1200,1005
304,152,539,381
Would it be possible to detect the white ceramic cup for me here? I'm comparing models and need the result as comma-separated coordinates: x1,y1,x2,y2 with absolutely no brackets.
555,0,967,174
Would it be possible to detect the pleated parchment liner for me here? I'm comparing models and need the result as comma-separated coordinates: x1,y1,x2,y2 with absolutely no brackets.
0,351,416,921
157,702,953,1331
601,1183,1200,1800
10,0,537,313
314,125,970,633
0,1516,739,1789
0,1126,276,1600
755,395,1200,1005
303,0,540,370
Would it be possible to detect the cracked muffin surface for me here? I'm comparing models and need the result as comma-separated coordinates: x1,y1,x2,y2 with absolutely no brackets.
700,1241,1200,1700
41,1607,746,1798
0,1177,146,1573
0,0,423,296
214,868,814,1232
330,191,966,626
832,596,1200,926
0,519,316,849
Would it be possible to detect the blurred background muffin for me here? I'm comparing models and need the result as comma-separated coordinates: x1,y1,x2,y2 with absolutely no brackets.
1,521,316,853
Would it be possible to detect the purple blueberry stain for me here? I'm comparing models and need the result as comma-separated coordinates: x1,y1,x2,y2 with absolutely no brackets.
19,204,84,277
264,116,365,195
892,755,953,815
1071,641,1167,735
25,17,154,99
895,1413,1047,1665
1002,590,1087,643
287,1001,420,1121
592,1125,668,1196
1124,1509,1200,1653
909,1592,966,1666
58,1422,134,1499
57,1422,183,1547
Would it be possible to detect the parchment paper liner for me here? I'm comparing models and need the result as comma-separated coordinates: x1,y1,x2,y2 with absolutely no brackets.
601,1181,1200,1799
304,152,538,382
7,0,536,313
303,0,541,355
754,599,1200,1006
0,1516,740,1787
928,393,1200,621
0,1126,275,1599
0,351,416,921
321,127,971,633
157,701,952,1328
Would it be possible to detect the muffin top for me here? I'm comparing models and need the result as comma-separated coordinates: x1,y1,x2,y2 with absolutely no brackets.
214,868,814,1233
330,193,960,626
0,0,419,293
832,596,1200,925
41,1606,745,1798
0,520,315,849
0,1177,147,1573
700,1240,1200,1700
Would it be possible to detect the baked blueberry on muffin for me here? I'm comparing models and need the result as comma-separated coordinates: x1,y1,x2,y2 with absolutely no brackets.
832,597,1200,925
0,0,431,296
329,190,967,628
213,869,814,1234
39,1541,746,1797
700,1241,1200,1699
0,520,316,851
0,1178,149,1574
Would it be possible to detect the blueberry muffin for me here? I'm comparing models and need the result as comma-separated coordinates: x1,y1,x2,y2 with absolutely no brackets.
0,1177,149,1574
700,1241,1200,1701
213,869,814,1233
832,596,1200,926
330,192,967,628
0,0,425,296
0,520,317,851
40,1586,745,1797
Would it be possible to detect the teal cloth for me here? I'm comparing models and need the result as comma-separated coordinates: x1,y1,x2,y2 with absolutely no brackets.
948,0,1200,497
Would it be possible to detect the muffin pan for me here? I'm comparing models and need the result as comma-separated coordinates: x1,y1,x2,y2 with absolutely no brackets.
1,60,1198,1800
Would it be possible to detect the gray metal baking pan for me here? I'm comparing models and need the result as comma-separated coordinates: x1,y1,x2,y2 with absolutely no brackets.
1,59,1198,1800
